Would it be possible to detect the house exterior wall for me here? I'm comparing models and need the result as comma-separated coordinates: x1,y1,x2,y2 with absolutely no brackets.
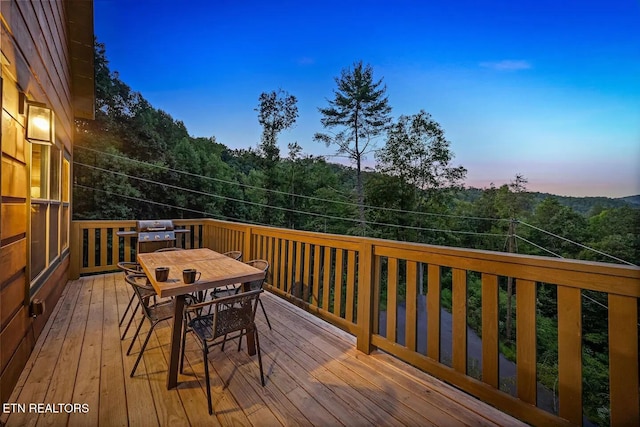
0,0,94,403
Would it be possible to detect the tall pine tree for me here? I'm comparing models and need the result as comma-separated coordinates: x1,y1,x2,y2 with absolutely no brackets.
314,61,391,234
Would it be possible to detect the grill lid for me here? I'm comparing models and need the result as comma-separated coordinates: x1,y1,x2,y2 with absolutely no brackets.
136,220,174,232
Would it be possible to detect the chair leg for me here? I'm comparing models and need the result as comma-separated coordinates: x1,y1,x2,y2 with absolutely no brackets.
203,343,213,415
254,327,265,386
221,334,229,351
121,301,140,340
119,293,136,327
259,299,272,330
126,316,145,355
131,322,156,377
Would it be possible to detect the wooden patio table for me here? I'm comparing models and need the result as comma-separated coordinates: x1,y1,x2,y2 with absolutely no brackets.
137,248,266,389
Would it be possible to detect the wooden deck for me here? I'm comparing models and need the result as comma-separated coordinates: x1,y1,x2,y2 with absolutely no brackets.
1,273,526,427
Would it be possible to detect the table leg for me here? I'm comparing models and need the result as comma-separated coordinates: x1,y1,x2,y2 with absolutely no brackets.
242,283,257,356
167,295,185,389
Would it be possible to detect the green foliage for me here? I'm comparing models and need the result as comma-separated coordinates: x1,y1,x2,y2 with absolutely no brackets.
314,60,392,233
256,89,298,163
376,110,467,198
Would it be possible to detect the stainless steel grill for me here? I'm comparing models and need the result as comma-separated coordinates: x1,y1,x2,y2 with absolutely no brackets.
137,220,176,243
117,220,189,253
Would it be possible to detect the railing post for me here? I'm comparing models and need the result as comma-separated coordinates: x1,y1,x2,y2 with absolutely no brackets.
356,240,375,354
69,221,80,279
204,220,213,249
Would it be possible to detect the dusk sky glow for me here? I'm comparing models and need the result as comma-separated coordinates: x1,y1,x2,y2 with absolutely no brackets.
94,0,639,198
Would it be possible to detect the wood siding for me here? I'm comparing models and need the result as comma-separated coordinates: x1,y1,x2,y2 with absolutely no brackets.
0,0,93,404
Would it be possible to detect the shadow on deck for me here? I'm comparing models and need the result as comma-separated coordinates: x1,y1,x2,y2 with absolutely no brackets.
1,273,525,426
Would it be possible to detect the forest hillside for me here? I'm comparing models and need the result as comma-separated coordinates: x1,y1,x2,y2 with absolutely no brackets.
75,42,639,267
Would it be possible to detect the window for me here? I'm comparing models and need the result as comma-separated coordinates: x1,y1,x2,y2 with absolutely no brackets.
31,144,49,199
30,138,66,284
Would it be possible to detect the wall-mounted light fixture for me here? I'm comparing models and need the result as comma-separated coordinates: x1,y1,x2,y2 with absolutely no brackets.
26,102,53,145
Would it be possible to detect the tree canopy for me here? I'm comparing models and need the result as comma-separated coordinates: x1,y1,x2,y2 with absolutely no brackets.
314,60,392,233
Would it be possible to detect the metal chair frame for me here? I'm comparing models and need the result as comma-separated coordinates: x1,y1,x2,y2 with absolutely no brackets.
117,261,150,340
180,289,265,415
125,273,175,377
209,259,271,329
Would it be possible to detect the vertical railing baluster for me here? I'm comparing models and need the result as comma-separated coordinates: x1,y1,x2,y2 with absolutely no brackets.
516,279,537,405
427,264,441,361
387,257,398,343
312,244,321,307
294,241,302,299
322,246,331,310
333,249,344,317
608,294,639,426
280,238,287,293
346,250,356,323
303,243,311,303
99,228,107,268
557,286,582,424
481,273,499,388
405,261,418,351
452,268,467,373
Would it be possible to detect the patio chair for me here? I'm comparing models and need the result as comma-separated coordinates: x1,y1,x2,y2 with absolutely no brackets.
242,260,271,330
180,289,265,415
209,251,243,299
118,245,176,329
125,273,175,377
209,259,271,329
117,261,154,340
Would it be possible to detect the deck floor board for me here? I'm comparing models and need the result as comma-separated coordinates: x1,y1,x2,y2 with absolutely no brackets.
2,273,526,427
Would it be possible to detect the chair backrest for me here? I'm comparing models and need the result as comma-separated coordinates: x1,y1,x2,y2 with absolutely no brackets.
117,261,143,274
154,247,184,252
222,251,242,261
211,289,263,338
125,273,157,317
244,260,268,291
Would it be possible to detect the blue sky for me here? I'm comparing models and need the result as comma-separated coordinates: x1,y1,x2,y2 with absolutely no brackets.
94,0,639,197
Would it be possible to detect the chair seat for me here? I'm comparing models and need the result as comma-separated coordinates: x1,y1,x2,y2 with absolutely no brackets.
148,301,175,323
189,304,251,342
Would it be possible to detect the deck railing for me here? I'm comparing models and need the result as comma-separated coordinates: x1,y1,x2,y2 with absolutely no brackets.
70,219,639,426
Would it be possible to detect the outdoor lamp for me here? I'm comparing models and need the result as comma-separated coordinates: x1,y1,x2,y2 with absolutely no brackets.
26,102,53,144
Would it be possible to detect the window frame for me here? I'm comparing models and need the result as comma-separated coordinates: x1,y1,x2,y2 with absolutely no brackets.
29,123,67,290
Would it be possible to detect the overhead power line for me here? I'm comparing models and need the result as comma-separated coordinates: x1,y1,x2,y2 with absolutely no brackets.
73,184,272,227
517,220,637,266
514,234,564,259
74,145,509,223
74,146,635,266
74,162,507,240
